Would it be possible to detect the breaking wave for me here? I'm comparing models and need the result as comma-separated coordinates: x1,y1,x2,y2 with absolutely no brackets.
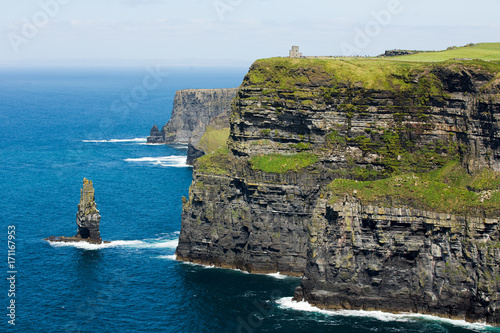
47,238,179,251
265,272,290,280
82,138,147,143
175,261,297,280
156,254,177,260
276,297,494,330
124,156,189,168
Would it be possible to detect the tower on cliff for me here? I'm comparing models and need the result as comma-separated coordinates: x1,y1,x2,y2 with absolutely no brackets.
289,46,302,58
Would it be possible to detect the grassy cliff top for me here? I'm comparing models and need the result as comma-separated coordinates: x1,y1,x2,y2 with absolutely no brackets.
393,42,500,62
246,44,500,91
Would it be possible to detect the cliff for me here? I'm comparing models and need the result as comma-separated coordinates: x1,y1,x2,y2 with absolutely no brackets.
176,50,500,324
148,88,238,148
295,197,499,324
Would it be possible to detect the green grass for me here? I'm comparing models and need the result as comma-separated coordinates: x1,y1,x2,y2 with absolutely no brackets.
245,44,500,91
198,126,230,154
328,161,500,217
247,58,499,92
196,146,233,175
249,152,318,174
423,161,500,191
247,57,426,90
392,43,500,62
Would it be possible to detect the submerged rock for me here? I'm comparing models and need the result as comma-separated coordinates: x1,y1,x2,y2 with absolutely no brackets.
45,178,105,244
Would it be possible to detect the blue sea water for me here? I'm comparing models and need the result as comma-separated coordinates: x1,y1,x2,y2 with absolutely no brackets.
1,66,499,333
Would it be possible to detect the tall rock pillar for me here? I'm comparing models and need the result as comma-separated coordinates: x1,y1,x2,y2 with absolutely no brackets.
75,178,102,244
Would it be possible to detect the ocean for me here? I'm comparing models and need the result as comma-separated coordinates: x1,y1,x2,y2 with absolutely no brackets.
1,66,498,333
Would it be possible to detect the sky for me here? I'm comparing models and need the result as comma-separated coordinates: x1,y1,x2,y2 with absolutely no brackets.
0,0,499,67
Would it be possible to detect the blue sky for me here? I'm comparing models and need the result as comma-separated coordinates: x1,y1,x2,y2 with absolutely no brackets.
1,0,499,66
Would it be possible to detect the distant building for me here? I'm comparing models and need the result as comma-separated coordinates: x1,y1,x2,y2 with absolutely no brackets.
289,46,302,58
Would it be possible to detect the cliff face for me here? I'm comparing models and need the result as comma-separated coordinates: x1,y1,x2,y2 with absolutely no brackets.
176,162,322,276
176,57,500,324
147,88,238,146
295,198,499,324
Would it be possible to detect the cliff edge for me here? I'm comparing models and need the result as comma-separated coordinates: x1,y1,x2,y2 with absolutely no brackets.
176,45,500,324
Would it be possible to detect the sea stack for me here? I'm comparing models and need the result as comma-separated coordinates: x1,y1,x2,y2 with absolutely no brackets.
75,178,102,243
46,178,103,244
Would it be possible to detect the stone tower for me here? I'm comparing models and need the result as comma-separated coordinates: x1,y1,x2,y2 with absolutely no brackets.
289,46,302,58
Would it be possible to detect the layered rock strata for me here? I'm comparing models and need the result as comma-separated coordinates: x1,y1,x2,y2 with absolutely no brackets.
294,198,500,324
177,57,500,324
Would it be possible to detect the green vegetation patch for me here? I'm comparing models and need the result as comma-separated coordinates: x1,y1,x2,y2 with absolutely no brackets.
374,131,460,178
328,161,500,217
246,57,429,91
393,43,500,62
196,146,233,175
290,142,312,151
245,49,500,92
198,126,230,154
249,152,318,174
424,161,500,191
329,128,461,180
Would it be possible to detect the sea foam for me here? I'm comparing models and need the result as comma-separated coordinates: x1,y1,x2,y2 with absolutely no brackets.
156,254,177,260
265,272,290,280
276,297,494,330
175,261,296,280
48,238,179,251
124,156,189,168
82,138,147,143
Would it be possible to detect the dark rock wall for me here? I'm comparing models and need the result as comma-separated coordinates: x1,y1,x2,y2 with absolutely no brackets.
186,143,205,166
295,198,500,324
176,164,328,276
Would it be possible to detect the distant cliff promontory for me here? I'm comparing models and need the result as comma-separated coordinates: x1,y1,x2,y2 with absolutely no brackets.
177,43,500,325
148,88,238,163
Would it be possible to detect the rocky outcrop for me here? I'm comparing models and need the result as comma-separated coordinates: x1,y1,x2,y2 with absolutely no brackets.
147,124,165,144
186,143,205,166
46,178,104,244
381,49,422,57
176,57,500,324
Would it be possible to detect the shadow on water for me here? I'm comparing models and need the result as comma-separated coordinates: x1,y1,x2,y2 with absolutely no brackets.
165,262,300,333
72,248,103,271
61,248,133,333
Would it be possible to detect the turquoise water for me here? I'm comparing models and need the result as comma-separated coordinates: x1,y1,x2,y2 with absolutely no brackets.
1,67,498,332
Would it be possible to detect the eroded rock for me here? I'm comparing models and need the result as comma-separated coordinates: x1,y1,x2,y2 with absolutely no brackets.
45,178,105,244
